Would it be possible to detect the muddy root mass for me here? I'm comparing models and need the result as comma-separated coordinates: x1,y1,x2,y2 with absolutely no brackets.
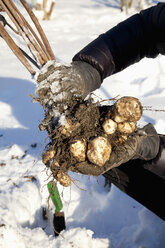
41,98,129,179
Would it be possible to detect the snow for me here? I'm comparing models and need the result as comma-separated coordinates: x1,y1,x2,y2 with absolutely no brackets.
0,0,165,247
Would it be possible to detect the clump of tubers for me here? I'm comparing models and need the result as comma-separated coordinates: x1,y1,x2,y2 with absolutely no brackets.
102,119,117,134
40,95,143,186
87,136,111,167
70,139,86,162
56,171,71,187
118,121,136,134
114,96,142,123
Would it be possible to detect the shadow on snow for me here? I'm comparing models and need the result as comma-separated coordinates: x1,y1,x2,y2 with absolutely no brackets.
0,77,46,155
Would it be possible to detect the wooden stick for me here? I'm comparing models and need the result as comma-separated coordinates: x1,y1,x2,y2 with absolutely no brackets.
14,12,51,61
7,0,49,63
3,0,45,66
0,0,20,33
20,0,55,60
48,2,56,19
43,1,56,20
19,47,40,69
6,22,20,35
2,0,51,61
43,0,48,11
0,23,35,75
0,0,38,63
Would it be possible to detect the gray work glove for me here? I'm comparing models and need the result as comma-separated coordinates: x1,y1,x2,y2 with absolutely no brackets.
70,123,160,176
36,61,102,105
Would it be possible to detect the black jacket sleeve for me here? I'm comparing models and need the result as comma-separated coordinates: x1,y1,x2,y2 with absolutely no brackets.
73,3,165,80
103,136,165,220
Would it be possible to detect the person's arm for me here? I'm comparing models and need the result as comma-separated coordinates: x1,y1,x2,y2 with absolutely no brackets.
37,3,165,104
103,135,165,221
73,3,165,80
103,155,165,221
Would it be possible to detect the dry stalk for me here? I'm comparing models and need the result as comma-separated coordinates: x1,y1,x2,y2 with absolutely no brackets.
0,0,56,74
17,14,51,61
8,0,49,63
2,0,45,66
1,0,50,62
6,22,20,35
0,22,35,75
0,0,21,32
10,0,48,62
43,1,56,20
20,0,55,60
43,0,48,11
0,0,41,65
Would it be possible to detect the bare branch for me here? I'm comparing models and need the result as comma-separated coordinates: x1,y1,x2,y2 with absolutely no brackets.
1,0,45,66
16,13,51,61
20,0,55,61
0,0,56,74
43,1,56,20
0,22,35,75
8,0,49,63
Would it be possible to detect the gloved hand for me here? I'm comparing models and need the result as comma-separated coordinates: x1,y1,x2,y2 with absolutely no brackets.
70,123,160,176
36,60,102,106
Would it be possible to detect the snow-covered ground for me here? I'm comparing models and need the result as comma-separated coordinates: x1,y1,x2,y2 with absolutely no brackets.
0,0,165,247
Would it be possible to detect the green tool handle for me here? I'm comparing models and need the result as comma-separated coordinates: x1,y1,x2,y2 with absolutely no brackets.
47,181,63,213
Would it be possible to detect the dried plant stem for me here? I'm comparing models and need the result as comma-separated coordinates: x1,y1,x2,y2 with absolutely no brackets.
0,1,20,32
0,0,40,65
43,1,56,20
43,0,48,10
0,23,35,75
16,14,51,61
0,0,56,73
8,0,49,63
20,0,55,60
48,2,56,17
6,22,20,35
1,0,45,66
19,47,40,69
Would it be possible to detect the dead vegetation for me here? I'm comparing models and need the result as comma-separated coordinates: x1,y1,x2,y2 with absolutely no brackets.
35,0,56,20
